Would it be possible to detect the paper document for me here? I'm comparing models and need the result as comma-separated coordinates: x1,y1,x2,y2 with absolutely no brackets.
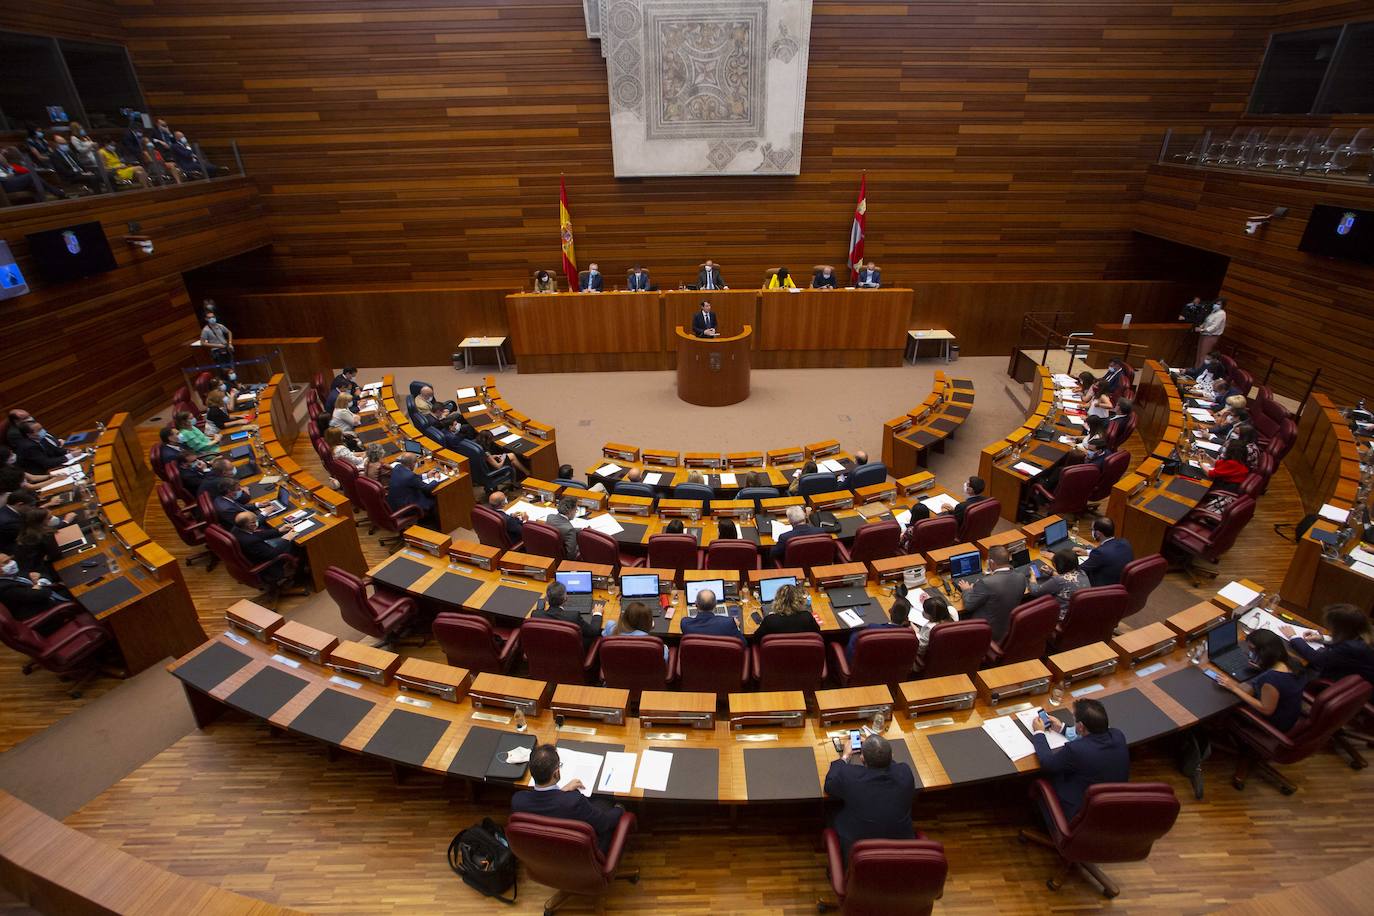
488,425,510,437
456,387,478,399
1352,561,1374,580
571,517,591,529
1187,408,1215,422
598,752,638,793
1012,461,1042,477
38,478,71,492
467,405,485,415
982,715,1037,761
1065,415,1086,427
1014,708,1066,749
1057,436,1078,445
771,519,793,539
642,472,665,486
587,514,624,535
291,520,314,534
1348,546,1374,565
1052,374,1078,386
594,463,624,478
894,509,911,528
1194,440,1222,453
819,459,845,474
720,472,737,487
509,501,557,523
1217,581,1261,607
838,609,865,628
920,494,959,514
549,747,604,797
499,433,522,446
1318,503,1350,524
634,749,673,791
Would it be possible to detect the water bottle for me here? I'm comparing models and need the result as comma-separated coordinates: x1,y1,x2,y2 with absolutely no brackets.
871,709,886,735
1049,679,1065,706
1189,641,1204,665
513,707,527,732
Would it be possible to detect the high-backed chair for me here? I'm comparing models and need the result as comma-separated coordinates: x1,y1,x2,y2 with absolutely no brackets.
149,444,170,481
577,529,641,571
613,481,657,500
704,539,761,573
155,482,215,569
1019,781,1180,898
599,636,673,697
520,618,599,685
752,633,828,693
846,462,887,491
916,619,992,678
521,521,566,561
471,504,522,551
957,498,1001,543
819,832,947,916
985,596,1059,666
323,567,418,646
1165,495,1256,583
797,472,839,497
782,534,840,569
672,634,749,695
432,612,519,673
646,533,700,572
1087,451,1130,505
838,520,901,563
1119,554,1167,619
505,812,639,915
530,269,560,292
905,516,959,555
454,438,514,491
204,526,305,608
1030,465,1101,519
736,486,780,504
354,477,421,549
0,603,110,698
671,483,714,505
1051,585,1129,652
830,628,918,687
1229,674,1373,794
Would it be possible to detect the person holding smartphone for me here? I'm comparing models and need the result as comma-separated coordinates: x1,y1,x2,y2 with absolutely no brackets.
1029,698,1128,821
823,734,916,862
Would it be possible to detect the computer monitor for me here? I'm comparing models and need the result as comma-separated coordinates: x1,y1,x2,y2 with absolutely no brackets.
1206,621,1239,657
277,485,290,507
1044,518,1069,548
948,550,982,579
1009,547,1031,569
555,570,592,595
686,579,725,605
620,573,660,598
759,576,796,603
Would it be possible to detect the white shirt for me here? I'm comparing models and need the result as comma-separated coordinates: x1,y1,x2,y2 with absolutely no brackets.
1199,310,1226,336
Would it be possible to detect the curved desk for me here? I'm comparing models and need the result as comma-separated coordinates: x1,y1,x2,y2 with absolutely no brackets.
675,325,752,407
883,372,976,477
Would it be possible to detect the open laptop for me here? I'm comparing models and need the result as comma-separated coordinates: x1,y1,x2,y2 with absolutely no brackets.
403,440,426,455
255,485,292,519
758,575,795,608
1043,518,1073,553
1205,621,1257,681
686,578,726,612
554,570,595,614
620,573,661,599
948,549,983,590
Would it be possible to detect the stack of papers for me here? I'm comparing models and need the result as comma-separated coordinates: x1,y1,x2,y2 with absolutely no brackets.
1240,608,1320,648
920,494,959,514
594,463,624,478
982,715,1037,761
635,749,673,791
642,472,666,486
893,509,912,528
586,514,625,535
456,387,478,399
818,459,846,474
1217,580,1261,607
1012,461,1042,477
771,519,793,539
1064,415,1086,427
1052,374,1078,387
539,747,604,797
508,500,557,522
499,433,522,446
720,472,737,487
1194,440,1223,453
466,405,486,415
1187,408,1215,422
1014,708,1066,749
1318,503,1350,524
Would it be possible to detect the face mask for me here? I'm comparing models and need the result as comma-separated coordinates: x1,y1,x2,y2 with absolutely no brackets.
77,129,86,136
34,132,43,139
1,560,17,576
57,143,69,151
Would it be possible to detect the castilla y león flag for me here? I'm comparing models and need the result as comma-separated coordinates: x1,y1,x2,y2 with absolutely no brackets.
848,174,867,283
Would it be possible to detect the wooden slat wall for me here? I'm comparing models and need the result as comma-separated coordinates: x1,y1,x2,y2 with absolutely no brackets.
0,179,271,432
1136,164,1374,403
7,3,125,41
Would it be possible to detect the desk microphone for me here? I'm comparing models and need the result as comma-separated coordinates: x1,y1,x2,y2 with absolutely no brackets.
943,576,954,599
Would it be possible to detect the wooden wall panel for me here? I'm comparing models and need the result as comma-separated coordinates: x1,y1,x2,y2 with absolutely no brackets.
7,2,125,42
0,178,271,432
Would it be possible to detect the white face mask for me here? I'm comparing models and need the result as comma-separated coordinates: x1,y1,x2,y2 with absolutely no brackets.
1,560,18,576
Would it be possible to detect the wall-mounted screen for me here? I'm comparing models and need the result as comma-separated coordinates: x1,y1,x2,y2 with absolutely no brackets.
1299,205,1374,265
24,221,118,282
0,241,29,300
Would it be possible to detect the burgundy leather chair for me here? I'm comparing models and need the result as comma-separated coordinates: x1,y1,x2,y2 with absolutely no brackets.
1249,389,1280,440
354,477,422,549
1229,674,1373,794
752,633,828,692
1030,464,1100,519
1270,418,1298,460
1119,554,1167,618
905,516,959,555
0,602,110,698
1165,495,1256,582
323,567,418,645
505,811,639,915
1106,413,1138,450
672,634,749,695
471,504,521,550
838,520,901,563
830,628,918,688
193,370,214,399
599,636,673,696
577,529,641,571
520,618,599,684
431,611,519,673
704,538,761,573
1086,451,1130,504
1020,781,1180,898
204,525,304,607
1051,585,1128,652
521,521,566,561
781,534,840,569
957,497,1001,543
164,462,194,504
647,533,700,572
820,831,947,916
305,388,323,420
148,444,170,481
156,482,215,569
916,619,992,678
985,596,1059,666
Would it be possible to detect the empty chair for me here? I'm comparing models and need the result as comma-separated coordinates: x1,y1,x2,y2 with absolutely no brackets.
1249,127,1288,169
704,538,761,573
905,516,959,555
1030,464,1100,520
986,596,1059,666
1220,128,1260,166
432,611,519,673
646,533,700,572
505,812,640,915
736,485,780,504
916,619,992,678
1164,495,1256,584
577,528,641,570
1324,127,1371,175
1274,128,1318,171
819,832,948,916
203,525,304,608
752,633,828,692
782,534,841,569
323,566,418,646
1119,554,1167,618
521,618,599,684
1087,451,1130,505
599,635,672,696
0,603,111,698
1229,674,1373,794
957,497,1001,543
846,462,888,491
830,628,919,687
671,482,714,505
838,520,901,563
797,472,839,496
148,443,170,481
155,482,215,569
521,521,566,561
1309,128,1354,173
471,504,521,550
673,634,749,695
1019,781,1180,898
1052,585,1129,652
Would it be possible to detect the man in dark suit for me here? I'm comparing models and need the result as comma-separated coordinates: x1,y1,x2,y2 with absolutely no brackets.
0,552,73,622
580,262,604,292
1030,698,1129,821
679,589,745,642
213,478,264,529
530,580,600,647
544,496,582,559
1099,359,1127,398
951,476,988,532
627,265,651,291
511,744,625,852
230,512,298,586
697,260,725,291
326,367,359,412
691,300,719,338
1104,399,1133,446
156,427,187,472
387,454,438,522
856,261,881,288
824,734,916,861
958,546,1028,642
770,505,826,563
198,458,239,498
49,136,100,193
1079,517,1133,587
487,491,525,544
14,421,68,475
811,266,838,288
172,450,212,496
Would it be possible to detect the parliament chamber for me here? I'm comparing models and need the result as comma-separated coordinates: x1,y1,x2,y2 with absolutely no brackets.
3,2,1374,915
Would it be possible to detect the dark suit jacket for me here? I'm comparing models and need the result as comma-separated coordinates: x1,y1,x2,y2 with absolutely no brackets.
499,509,524,542
1289,638,1374,685
824,758,916,859
387,465,436,513
510,786,624,852
1031,727,1129,821
951,494,987,532
232,527,292,566
680,610,745,642
812,272,838,288
51,146,89,179
214,494,264,529
0,576,63,620
15,437,66,474
697,266,724,290
856,268,881,288
531,604,600,645
582,271,604,291
0,506,22,553
1080,538,1133,587
544,512,581,559
770,522,826,562
178,464,211,495
1099,367,1125,397
691,310,718,337
754,611,820,639
627,270,651,291
961,568,1028,642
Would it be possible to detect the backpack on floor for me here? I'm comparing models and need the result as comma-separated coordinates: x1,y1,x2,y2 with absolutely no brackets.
448,817,517,904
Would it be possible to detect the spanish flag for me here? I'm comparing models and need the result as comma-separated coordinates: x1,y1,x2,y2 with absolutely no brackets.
560,176,579,292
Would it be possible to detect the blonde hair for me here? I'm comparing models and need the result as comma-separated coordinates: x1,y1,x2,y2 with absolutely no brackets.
686,470,704,485
206,390,227,408
770,584,807,617
1225,395,1246,410
335,392,353,410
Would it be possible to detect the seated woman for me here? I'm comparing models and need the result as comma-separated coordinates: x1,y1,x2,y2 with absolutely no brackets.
0,550,76,624
1203,440,1250,494
846,590,914,662
755,583,820,638
475,429,530,479
910,591,956,662
1026,548,1087,619
1209,395,1248,438
533,270,556,293
362,444,391,483
602,601,668,660
97,141,151,188
717,517,739,539
173,410,220,456
330,392,361,434
1234,424,1262,469
0,447,53,491
13,508,63,582
664,518,686,535
787,460,819,496
203,389,248,435
1288,603,1374,687
766,266,797,289
1076,371,1113,419
325,427,366,471
1215,630,1304,732
897,503,932,553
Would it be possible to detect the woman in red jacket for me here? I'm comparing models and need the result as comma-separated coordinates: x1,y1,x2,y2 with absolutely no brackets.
1205,440,1250,493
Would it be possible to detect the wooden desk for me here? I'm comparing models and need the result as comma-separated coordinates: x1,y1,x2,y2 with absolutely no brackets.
506,291,667,373
676,325,752,407
755,288,911,368
234,337,331,391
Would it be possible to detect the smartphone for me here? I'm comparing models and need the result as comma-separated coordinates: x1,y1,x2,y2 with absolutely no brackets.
1037,710,1052,727
849,730,863,752
1203,669,1222,683
751,611,763,624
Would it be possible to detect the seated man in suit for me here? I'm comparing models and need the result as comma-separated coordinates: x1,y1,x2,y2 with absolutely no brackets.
487,490,526,543
580,262,603,292
824,734,917,861
697,259,726,291
770,504,826,563
627,264,651,291
530,579,600,647
1078,517,1133,587
325,367,359,412
511,744,625,852
679,588,744,643
198,458,241,498
1029,697,1129,821
951,476,988,530
1098,359,1128,399
155,427,188,472
171,450,212,495
811,265,838,289
230,511,299,587
49,136,101,193
544,496,581,560
958,545,1027,642
212,477,265,529
388,453,438,525
1104,399,1133,445
0,551,77,623
14,421,68,475
837,450,868,486
855,260,882,288
1035,438,1113,504
692,300,720,338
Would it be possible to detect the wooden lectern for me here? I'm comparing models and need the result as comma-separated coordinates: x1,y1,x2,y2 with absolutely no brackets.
675,325,752,407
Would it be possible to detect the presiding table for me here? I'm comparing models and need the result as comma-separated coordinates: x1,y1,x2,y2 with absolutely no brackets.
675,325,752,407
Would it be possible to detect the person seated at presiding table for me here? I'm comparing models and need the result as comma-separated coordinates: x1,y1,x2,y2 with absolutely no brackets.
580,262,604,292
1201,440,1250,495
1288,603,1374,687
716,518,740,539
198,457,241,498
1104,399,1133,444
230,511,301,586
1026,548,1087,619
811,265,838,289
697,260,726,291
13,508,64,581
601,599,668,660
847,590,914,662
855,260,881,288
154,427,188,471
837,451,869,487
387,453,439,526
13,420,69,475
1078,517,1133,587
909,590,955,663
1,495,74,558
1213,630,1305,733
692,300,720,338
475,429,531,479
766,266,797,289
1077,372,1114,420
362,444,391,484
755,583,820,638
824,734,917,862
0,551,76,623
173,411,220,457
0,447,53,492
1029,697,1129,821
487,490,525,543
533,269,557,293
511,744,626,853
410,386,435,422
958,546,1027,643
204,390,249,435
663,519,686,535
1097,358,1128,399
531,579,600,648
544,497,581,560
627,264,652,291
680,588,744,643
1034,437,1114,505
951,475,988,530
325,427,365,472
770,504,826,563
1209,397,1247,439
1234,424,1263,470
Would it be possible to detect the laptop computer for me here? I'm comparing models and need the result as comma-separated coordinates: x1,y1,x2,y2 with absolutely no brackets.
686,578,725,612
555,570,595,613
226,445,253,461
758,575,795,608
255,485,292,519
620,573,661,599
1205,621,1256,681
403,440,426,455
1043,518,1073,553
948,549,983,590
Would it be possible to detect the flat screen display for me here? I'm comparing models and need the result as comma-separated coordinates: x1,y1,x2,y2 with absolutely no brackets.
1298,205,1374,264
0,241,28,300
24,221,118,282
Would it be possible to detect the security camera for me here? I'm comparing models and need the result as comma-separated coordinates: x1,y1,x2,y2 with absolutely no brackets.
1243,206,1289,236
